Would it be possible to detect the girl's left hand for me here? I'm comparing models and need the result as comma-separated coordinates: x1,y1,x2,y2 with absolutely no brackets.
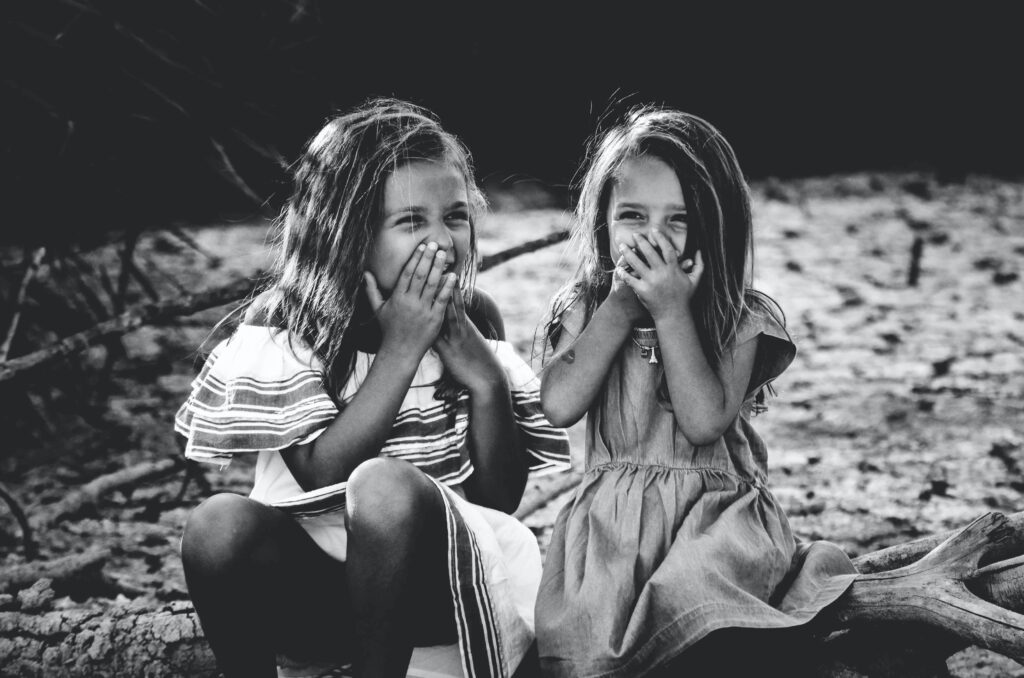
434,288,505,393
617,230,704,320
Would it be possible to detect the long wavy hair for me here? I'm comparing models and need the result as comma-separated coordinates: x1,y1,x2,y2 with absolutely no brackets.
246,98,486,399
544,104,786,408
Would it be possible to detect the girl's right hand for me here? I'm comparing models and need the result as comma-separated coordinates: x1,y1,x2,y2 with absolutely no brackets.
606,255,648,325
364,242,457,356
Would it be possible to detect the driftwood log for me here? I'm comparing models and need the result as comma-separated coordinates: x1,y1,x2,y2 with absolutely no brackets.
1,510,1023,677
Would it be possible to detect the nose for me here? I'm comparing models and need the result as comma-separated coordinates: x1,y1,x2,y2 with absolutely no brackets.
427,218,455,251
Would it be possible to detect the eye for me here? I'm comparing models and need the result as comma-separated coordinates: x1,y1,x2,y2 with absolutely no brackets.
446,210,470,225
616,210,644,221
397,215,426,230
668,213,688,229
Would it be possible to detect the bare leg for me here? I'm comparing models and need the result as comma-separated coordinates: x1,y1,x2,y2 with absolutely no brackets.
345,458,457,678
181,493,354,678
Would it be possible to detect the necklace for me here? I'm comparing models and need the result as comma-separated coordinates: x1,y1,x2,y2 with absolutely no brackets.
630,327,660,364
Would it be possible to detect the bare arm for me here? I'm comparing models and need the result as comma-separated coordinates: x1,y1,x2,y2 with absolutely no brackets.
621,231,757,446
655,310,758,445
281,244,456,491
437,289,528,513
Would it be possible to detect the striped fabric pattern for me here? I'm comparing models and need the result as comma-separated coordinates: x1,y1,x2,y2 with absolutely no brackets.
175,325,571,519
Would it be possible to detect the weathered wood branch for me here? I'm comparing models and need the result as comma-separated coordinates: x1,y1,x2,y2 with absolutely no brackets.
0,548,107,595
30,458,184,531
853,511,1024,574
0,275,260,384
828,513,1024,664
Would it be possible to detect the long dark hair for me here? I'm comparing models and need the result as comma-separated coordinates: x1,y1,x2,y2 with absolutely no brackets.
544,104,786,407
247,98,486,398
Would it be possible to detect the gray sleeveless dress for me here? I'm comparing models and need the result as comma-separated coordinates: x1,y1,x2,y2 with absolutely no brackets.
535,307,858,678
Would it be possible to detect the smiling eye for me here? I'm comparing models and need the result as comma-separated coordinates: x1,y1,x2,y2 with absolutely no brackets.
668,214,688,228
617,210,644,221
397,215,425,230
446,210,470,224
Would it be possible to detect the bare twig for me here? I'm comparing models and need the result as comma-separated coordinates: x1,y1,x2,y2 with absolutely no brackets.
479,229,570,272
0,246,46,362
210,137,264,205
126,258,160,302
0,274,260,384
907,236,924,287
115,232,139,314
166,227,221,265
0,483,38,561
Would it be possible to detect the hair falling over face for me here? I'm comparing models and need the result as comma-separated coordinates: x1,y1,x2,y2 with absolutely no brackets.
544,104,787,409
247,98,487,398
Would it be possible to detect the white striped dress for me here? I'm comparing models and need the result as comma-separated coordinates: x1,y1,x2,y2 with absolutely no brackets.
175,323,571,678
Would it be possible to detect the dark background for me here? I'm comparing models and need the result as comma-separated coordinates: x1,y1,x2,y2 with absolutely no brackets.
4,1,1022,243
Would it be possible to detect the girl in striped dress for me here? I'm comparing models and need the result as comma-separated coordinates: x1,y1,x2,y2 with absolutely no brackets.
176,98,570,678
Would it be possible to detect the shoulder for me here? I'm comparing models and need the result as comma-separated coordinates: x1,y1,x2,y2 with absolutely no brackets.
468,288,505,341
242,289,281,327
736,293,791,348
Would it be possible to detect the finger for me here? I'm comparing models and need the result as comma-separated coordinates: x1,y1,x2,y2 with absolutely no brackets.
433,272,457,311
412,242,439,295
363,272,384,312
423,246,446,297
650,230,677,263
614,264,641,285
617,243,648,274
689,250,705,284
618,268,641,290
632,232,664,266
400,244,427,293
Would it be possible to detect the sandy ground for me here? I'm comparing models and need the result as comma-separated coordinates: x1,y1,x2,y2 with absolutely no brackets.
2,172,1022,675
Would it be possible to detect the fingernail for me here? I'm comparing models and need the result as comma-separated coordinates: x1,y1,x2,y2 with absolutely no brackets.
427,241,438,251
417,244,426,252
617,243,626,251
436,249,446,259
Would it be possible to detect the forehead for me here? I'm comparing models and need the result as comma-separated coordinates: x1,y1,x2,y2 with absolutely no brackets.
610,155,684,204
383,160,467,206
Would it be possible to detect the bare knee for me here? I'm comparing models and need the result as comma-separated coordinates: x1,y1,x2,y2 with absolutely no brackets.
345,458,434,538
181,493,270,578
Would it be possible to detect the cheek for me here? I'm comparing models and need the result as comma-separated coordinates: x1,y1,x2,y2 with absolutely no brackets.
367,239,407,291
666,231,688,253
608,225,630,250
450,229,472,263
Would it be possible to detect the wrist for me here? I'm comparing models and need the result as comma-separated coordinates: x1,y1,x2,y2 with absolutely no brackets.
377,336,428,369
464,368,509,398
653,305,693,333
600,295,640,331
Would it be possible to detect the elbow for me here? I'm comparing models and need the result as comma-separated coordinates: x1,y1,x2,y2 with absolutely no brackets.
540,399,580,429
679,421,727,447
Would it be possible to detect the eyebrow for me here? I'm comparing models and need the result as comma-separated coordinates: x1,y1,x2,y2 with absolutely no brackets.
386,200,469,219
613,202,687,212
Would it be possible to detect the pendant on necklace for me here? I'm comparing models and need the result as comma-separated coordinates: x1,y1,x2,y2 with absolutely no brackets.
631,327,660,365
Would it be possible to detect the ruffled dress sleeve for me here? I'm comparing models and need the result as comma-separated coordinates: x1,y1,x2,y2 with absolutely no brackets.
735,305,797,400
491,340,572,474
174,324,339,468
